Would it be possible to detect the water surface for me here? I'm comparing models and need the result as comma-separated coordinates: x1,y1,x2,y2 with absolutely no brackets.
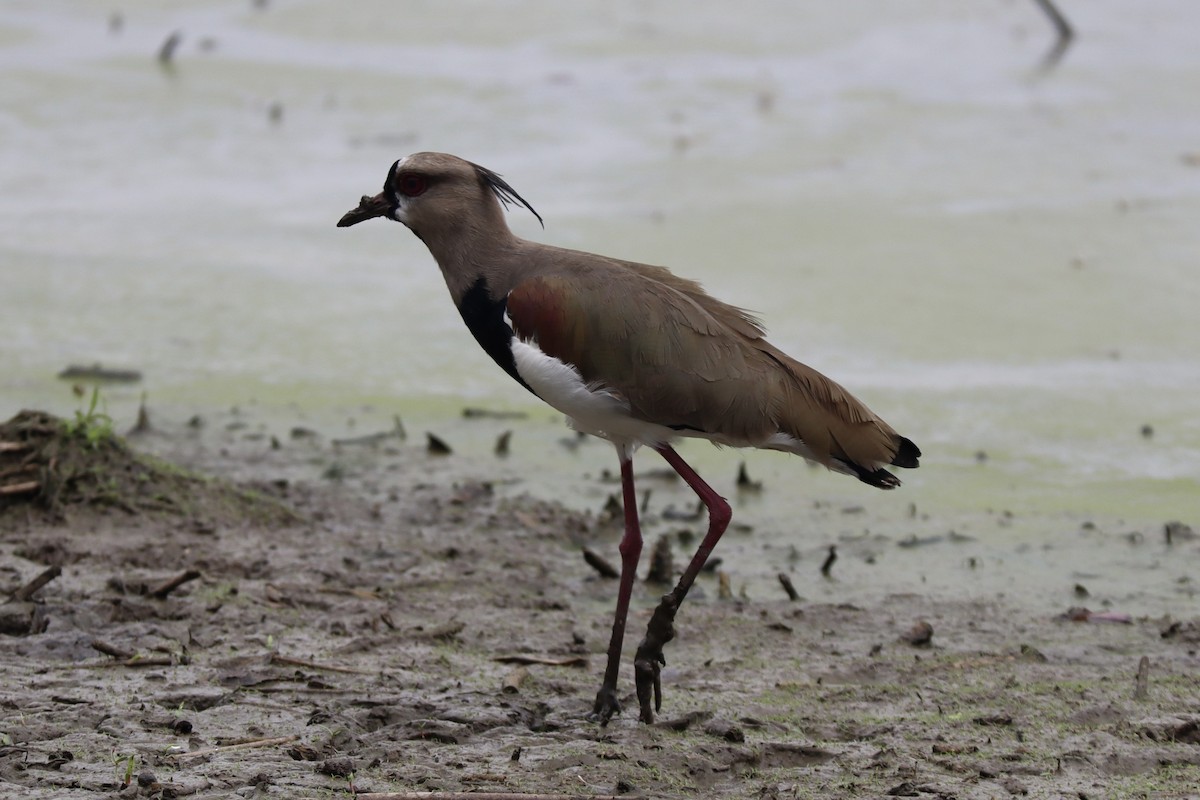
3,1,1197,614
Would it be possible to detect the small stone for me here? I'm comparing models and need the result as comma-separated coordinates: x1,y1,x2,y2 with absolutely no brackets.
901,620,933,647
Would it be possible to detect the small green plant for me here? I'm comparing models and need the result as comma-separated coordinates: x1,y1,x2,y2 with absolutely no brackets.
62,386,114,448
114,752,136,787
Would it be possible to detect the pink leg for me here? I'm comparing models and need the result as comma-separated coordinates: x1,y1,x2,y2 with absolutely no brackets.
592,448,643,724
633,443,732,722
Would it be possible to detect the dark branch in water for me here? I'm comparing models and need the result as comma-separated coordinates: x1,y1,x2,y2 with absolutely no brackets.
1031,0,1074,71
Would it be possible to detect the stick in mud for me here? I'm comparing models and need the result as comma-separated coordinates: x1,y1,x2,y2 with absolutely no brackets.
129,394,152,435
357,793,633,800
717,570,733,600
501,666,529,694
493,654,587,667
1134,655,1150,701
820,545,837,577
74,655,177,669
0,480,39,496
10,565,62,602
736,461,762,491
171,734,300,761
270,653,374,675
90,638,135,660
149,569,201,599
581,547,619,579
1031,0,1074,70
777,572,800,601
644,534,674,584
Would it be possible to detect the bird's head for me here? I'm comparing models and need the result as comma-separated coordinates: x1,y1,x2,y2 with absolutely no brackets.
337,152,542,236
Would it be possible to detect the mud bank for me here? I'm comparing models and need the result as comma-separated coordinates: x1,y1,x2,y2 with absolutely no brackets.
1,410,1198,799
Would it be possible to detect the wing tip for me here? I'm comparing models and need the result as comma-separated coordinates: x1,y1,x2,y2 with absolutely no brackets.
840,433,920,490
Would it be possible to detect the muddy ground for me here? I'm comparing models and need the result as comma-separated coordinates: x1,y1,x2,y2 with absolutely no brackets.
1,408,1198,799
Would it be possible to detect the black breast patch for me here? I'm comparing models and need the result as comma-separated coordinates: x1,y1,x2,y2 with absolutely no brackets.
456,278,534,394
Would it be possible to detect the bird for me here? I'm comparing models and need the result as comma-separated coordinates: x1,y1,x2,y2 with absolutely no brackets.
338,152,920,724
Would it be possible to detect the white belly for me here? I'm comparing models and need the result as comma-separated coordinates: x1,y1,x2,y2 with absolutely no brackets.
509,338,678,448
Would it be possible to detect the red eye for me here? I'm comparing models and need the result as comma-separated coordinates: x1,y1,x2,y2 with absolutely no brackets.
396,173,428,197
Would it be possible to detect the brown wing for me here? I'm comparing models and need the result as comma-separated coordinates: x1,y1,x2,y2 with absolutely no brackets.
506,270,772,439
506,266,916,476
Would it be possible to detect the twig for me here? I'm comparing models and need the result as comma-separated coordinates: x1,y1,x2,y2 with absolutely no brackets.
244,685,352,694
1134,655,1150,701
0,464,37,480
0,481,39,496
409,620,464,641
332,416,407,446
90,638,135,660
736,462,762,491
68,655,177,669
820,545,837,577
501,666,529,694
269,653,374,675
57,364,143,382
462,407,528,420
1032,0,1073,44
717,571,732,600
582,547,618,579
170,734,299,760
358,793,636,800
149,569,201,599
157,31,182,66
1030,0,1074,70
317,586,384,600
777,572,800,602
644,535,674,584
11,566,62,602
0,441,30,453
129,394,152,434
493,654,587,668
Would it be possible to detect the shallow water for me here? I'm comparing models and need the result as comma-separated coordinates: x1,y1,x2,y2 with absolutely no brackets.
2,1,1197,614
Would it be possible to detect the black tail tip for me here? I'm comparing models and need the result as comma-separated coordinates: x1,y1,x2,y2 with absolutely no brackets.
836,458,902,489
837,436,920,490
891,436,921,469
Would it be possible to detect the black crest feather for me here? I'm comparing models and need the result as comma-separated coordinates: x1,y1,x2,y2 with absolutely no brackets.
471,162,544,228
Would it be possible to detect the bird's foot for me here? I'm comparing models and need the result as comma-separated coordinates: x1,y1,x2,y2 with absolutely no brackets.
633,651,662,723
633,591,680,723
590,684,621,726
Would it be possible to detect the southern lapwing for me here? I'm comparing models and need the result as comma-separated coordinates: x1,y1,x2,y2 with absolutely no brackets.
338,152,921,724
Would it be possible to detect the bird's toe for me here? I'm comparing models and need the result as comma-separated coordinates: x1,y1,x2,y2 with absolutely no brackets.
634,654,663,723
590,685,621,725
